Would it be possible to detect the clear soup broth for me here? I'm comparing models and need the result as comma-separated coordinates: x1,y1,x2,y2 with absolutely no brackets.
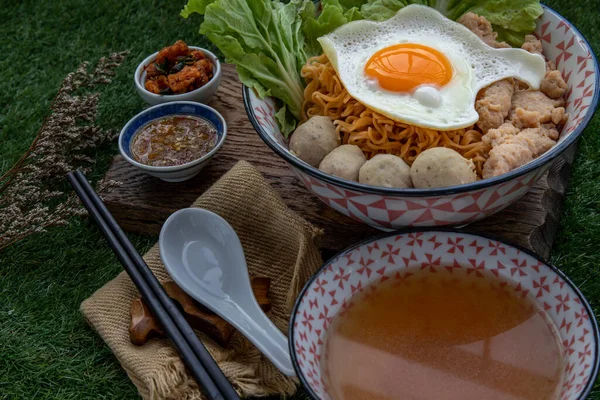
322,268,564,400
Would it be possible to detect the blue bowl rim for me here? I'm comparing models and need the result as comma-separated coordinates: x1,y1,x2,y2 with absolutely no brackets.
118,101,227,172
244,5,599,198
288,227,600,400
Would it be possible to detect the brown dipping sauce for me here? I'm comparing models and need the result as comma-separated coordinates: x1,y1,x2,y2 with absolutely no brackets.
131,116,217,167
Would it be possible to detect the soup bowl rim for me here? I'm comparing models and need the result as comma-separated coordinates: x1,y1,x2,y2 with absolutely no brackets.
289,227,600,400
244,4,599,198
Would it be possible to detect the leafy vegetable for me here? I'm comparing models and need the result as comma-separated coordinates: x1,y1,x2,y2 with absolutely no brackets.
182,0,313,134
274,107,297,136
337,0,369,8
315,0,543,46
358,0,542,45
154,59,169,75
180,0,214,17
361,0,424,21
458,0,543,46
303,0,363,58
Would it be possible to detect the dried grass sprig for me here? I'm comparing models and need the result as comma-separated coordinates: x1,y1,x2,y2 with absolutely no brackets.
0,51,129,251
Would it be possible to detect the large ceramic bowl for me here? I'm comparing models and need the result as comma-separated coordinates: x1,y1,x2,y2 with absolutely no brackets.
244,6,599,229
290,230,599,399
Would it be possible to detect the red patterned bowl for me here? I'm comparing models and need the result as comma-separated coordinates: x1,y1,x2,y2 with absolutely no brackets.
289,230,599,399
243,6,599,229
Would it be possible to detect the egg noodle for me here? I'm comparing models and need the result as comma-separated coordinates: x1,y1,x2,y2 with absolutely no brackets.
301,54,490,177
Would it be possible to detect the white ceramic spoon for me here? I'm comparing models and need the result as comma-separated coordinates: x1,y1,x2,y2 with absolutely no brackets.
159,208,295,376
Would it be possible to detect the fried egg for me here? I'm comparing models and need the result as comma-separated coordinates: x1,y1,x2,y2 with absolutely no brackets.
317,5,546,130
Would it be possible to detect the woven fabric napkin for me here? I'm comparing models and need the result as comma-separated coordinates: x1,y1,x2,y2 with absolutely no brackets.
80,160,323,399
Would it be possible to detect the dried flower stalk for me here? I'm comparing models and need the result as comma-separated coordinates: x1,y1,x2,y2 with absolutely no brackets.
0,52,129,251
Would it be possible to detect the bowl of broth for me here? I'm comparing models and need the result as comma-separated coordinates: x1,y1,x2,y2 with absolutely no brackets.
290,230,599,400
118,101,226,182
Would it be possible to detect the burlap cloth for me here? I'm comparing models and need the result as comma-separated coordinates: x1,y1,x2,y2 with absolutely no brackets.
81,161,323,399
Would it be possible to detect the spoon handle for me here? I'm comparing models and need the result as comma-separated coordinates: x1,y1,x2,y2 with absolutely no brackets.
224,302,295,376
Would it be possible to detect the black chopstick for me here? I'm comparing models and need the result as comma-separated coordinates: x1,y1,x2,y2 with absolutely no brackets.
67,174,224,400
72,171,239,400
67,171,240,400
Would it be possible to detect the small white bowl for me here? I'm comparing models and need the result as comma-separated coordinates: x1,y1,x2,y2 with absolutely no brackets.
118,101,227,182
134,46,222,106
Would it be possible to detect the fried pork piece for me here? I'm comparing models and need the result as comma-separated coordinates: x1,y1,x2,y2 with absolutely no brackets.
167,66,201,93
541,70,568,99
193,59,213,87
189,50,206,60
520,35,569,100
482,124,557,178
510,90,567,128
157,40,189,65
540,123,560,140
145,80,161,94
145,63,161,79
195,58,212,73
145,75,169,94
482,122,520,147
512,108,540,128
458,13,511,48
521,35,544,56
553,107,568,125
483,143,533,178
500,128,555,155
483,122,558,148
478,33,567,179
514,79,530,91
475,78,515,133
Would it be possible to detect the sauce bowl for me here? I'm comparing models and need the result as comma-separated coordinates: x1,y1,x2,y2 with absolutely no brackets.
290,230,599,399
118,101,226,182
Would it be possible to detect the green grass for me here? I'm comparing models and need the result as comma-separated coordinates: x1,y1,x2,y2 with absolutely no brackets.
0,0,598,398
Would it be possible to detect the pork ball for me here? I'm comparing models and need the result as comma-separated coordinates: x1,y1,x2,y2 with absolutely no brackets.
359,154,412,188
319,145,366,181
410,148,477,189
289,116,339,167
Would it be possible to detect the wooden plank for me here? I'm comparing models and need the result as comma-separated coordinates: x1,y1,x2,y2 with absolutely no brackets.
102,64,576,261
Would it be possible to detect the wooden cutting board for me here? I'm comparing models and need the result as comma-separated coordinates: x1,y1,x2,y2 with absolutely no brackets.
102,64,577,260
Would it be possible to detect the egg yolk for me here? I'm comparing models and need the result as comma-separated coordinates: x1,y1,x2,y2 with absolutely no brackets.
364,43,453,92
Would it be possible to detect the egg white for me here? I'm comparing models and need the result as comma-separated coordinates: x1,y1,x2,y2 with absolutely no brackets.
317,5,546,130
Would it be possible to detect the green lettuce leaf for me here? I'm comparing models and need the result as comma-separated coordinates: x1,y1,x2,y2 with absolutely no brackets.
182,0,311,135
462,0,543,46
358,0,542,46
180,0,215,17
360,0,407,21
492,26,529,47
303,0,364,58
343,6,364,21
274,106,297,135
338,0,368,8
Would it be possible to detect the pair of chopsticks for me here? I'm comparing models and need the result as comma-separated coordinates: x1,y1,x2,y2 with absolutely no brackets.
67,170,240,400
